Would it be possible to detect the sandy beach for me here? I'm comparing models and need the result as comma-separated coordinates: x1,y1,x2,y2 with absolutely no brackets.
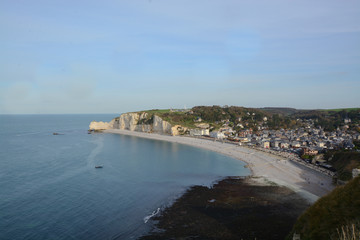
104,129,335,203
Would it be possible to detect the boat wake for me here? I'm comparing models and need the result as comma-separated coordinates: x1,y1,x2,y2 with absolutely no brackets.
87,136,104,168
144,208,161,223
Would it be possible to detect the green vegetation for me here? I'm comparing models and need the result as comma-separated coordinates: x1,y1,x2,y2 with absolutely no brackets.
138,109,198,128
287,177,360,240
137,114,154,125
353,140,360,150
132,106,360,132
321,108,360,112
302,155,315,161
158,112,197,128
192,105,269,122
292,109,360,131
324,151,360,181
260,107,298,116
142,109,171,114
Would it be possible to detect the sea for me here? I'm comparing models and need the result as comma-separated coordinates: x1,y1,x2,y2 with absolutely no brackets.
0,114,250,240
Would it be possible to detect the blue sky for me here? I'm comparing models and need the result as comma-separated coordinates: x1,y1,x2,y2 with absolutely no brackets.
1,0,359,114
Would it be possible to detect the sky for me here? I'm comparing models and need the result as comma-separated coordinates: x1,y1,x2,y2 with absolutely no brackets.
1,0,359,114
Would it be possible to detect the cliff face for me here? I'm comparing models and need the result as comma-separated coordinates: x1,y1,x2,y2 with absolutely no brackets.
89,112,178,135
153,115,172,135
118,113,141,131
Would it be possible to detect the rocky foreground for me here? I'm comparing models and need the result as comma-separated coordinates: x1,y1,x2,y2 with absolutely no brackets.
140,177,309,240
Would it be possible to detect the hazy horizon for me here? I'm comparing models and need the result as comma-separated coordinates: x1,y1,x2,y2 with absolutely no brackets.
1,105,359,115
1,0,359,114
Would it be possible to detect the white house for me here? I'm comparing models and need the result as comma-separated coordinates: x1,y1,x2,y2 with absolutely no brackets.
210,131,225,139
189,128,209,136
344,118,351,124
280,142,290,149
352,168,360,178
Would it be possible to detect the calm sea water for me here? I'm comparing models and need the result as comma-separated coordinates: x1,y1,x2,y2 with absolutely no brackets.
0,114,250,240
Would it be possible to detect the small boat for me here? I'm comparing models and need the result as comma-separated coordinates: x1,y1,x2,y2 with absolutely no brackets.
95,165,103,169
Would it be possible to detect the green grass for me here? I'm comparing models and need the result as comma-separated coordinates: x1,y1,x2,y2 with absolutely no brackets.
133,109,199,128
141,109,171,114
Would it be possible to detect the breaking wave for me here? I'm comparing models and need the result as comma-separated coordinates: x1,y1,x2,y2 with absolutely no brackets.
144,208,161,223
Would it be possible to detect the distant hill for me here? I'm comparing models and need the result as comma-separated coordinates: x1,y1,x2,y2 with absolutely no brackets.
260,107,299,116
287,176,360,240
135,106,360,132
321,108,360,112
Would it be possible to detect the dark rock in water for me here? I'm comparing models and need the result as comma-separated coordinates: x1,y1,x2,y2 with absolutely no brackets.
140,177,309,240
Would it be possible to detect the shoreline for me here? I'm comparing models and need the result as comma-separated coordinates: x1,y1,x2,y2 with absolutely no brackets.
140,176,310,240
104,129,335,203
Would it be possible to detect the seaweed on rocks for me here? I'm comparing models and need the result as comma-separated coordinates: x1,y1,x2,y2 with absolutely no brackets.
140,177,309,240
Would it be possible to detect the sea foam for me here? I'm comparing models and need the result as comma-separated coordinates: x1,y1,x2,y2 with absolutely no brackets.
144,208,161,223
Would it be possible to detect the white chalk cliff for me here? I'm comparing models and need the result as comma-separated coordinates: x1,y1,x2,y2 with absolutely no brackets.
89,112,180,135
89,119,116,130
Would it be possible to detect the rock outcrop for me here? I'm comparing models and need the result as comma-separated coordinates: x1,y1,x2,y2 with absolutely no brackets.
89,112,178,135
171,125,187,136
89,119,116,130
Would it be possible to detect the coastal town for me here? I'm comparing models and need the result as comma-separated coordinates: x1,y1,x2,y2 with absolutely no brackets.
90,106,360,182
188,113,360,177
94,107,360,239
171,107,360,181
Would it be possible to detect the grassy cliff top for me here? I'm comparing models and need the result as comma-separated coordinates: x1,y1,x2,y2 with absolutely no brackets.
126,105,360,131
140,109,199,128
135,106,272,129
287,176,360,240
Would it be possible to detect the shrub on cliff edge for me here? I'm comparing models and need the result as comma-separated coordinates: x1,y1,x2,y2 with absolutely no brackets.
287,176,360,240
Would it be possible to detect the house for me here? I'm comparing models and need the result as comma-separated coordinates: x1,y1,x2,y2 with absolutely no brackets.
270,139,281,148
344,118,351,124
343,140,355,149
194,117,202,122
189,128,209,136
280,142,290,149
236,123,244,128
352,168,360,178
303,147,318,156
262,141,270,149
238,137,250,143
291,141,301,148
210,131,225,139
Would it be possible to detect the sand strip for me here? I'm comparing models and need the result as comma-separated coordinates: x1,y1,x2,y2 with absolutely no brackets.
104,129,335,203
